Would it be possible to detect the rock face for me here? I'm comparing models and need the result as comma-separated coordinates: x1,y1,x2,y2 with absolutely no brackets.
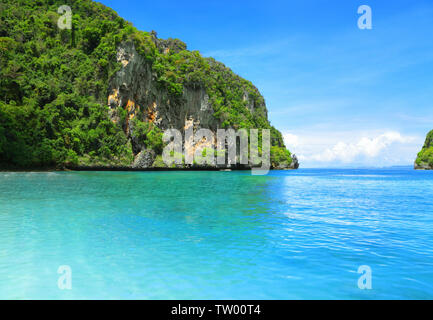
274,154,299,170
109,41,219,144
107,40,298,170
415,130,433,170
107,41,220,169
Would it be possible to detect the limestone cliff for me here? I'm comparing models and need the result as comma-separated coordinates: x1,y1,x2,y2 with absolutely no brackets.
107,41,219,167
0,0,297,170
105,36,296,170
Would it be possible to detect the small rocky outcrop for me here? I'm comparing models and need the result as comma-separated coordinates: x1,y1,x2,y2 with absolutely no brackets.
132,149,156,169
415,130,433,170
274,154,300,170
290,154,299,169
414,163,431,170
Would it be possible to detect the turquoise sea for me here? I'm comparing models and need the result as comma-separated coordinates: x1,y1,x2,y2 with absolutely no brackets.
0,168,433,299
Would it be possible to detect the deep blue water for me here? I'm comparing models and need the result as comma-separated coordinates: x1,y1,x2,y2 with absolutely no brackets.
0,168,433,299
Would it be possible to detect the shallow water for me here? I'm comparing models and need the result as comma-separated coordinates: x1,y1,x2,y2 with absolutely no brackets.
0,169,433,299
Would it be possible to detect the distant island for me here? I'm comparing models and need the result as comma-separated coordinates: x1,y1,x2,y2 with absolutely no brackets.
0,0,297,171
415,130,433,170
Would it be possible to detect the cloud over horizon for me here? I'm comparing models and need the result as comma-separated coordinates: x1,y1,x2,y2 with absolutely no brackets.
283,131,423,168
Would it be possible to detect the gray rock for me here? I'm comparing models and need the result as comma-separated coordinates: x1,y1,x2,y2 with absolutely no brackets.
132,149,156,169
414,161,432,170
289,154,299,169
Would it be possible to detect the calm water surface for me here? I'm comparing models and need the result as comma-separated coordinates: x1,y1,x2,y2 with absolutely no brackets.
0,169,433,299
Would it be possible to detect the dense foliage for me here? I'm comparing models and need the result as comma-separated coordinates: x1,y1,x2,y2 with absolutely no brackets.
416,130,433,167
0,0,291,169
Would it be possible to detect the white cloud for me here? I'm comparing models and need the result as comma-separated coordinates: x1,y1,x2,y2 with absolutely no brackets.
283,130,422,167
283,133,300,148
313,132,414,163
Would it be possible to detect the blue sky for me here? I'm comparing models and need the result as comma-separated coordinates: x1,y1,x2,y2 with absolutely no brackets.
100,0,433,167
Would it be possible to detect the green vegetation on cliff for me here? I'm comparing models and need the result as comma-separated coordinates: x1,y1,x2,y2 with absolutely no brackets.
0,0,292,169
415,130,433,168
